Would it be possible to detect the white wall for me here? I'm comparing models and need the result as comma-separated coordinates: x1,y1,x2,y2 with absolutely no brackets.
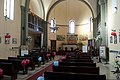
0,0,21,59
108,0,120,65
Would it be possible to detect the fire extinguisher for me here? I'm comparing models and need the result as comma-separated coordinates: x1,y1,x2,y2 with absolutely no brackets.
5,33,11,44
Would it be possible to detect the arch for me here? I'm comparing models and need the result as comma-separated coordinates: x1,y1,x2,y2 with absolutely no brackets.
46,0,95,21
25,0,45,19
25,0,30,11
40,0,45,19
21,0,45,45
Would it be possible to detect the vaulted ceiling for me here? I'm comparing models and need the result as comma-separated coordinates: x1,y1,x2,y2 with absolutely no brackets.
27,0,98,23
47,0,93,25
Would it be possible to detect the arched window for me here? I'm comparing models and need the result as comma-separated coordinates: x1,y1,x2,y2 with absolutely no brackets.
4,0,14,20
69,20,75,34
50,18,56,33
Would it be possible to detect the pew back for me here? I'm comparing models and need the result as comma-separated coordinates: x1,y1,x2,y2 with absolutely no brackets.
62,59,93,63
53,66,99,74
44,72,106,80
59,61,96,67
0,62,17,80
0,59,23,73
8,57,35,70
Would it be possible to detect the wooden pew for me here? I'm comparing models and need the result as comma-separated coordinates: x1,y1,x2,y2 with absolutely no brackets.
17,56,36,69
8,57,35,70
0,75,3,80
58,61,96,67
62,58,93,63
46,52,55,61
24,55,41,67
0,68,4,80
0,62,17,80
44,71,106,80
0,59,29,75
53,66,99,74
81,53,91,57
29,50,46,64
66,56,91,59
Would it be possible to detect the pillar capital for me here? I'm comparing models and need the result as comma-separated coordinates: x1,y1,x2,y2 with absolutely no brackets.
99,0,106,5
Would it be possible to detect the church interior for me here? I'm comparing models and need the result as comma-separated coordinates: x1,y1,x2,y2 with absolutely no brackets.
0,0,120,80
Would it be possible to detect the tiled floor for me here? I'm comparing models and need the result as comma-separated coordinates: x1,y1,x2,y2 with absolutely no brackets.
97,63,116,80
94,57,117,80
2,56,119,80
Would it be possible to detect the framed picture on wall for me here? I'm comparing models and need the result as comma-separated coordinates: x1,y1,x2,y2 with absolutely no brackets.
119,32,120,43
67,34,78,44
0,36,1,43
56,35,65,41
79,34,88,41
114,35,117,44
12,38,17,44
110,36,113,43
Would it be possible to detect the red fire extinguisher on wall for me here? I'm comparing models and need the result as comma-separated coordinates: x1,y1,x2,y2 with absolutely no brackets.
5,33,11,44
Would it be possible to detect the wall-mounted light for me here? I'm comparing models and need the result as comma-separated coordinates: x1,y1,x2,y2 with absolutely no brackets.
115,7,118,10
26,36,32,45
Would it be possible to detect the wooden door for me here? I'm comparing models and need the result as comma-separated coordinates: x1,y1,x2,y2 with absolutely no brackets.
51,40,56,52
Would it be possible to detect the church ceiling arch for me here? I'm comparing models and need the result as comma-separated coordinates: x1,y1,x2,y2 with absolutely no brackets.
46,0,95,26
24,0,45,19
46,0,95,22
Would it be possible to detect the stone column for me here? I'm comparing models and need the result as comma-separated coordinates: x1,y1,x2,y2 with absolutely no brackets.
21,0,30,45
99,0,107,46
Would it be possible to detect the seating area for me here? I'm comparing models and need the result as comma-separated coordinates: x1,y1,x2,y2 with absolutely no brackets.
0,50,117,80
0,50,56,80
42,51,106,80
0,0,120,80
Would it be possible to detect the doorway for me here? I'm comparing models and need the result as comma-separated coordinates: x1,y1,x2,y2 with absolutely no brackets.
51,40,56,52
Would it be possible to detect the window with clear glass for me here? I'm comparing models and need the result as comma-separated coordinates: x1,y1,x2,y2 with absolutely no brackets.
50,18,56,33
112,0,117,14
4,0,14,20
69,20,75,34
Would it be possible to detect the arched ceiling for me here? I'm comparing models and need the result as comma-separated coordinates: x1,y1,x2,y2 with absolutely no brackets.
29,0,44,19
43,0,97,20
21,0,97,21
48,0,93,25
